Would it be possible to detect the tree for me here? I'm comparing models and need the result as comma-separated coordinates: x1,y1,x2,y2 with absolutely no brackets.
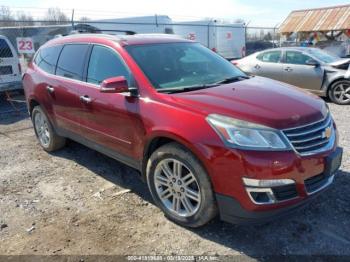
16,12,34,26
0,6,16,26
44,7,69,25
79,16,90,22
233,18,245,24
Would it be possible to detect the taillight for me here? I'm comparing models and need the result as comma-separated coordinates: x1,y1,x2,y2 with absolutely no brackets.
231,61,238,65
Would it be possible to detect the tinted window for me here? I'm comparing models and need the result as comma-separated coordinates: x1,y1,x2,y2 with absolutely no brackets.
125,42,246,90
34,45,62,74
56,44,89,80
257,51,281,63
285,51,311,65
0,39,13,58
87,45,130,85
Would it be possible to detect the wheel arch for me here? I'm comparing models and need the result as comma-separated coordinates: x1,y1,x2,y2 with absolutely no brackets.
141,132,213,183
326,77,349,95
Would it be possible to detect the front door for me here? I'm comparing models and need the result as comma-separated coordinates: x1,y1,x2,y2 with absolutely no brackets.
282,51,324,90
77,44,142,159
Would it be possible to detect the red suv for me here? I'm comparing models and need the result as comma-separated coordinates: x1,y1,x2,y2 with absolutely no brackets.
23,34,342,227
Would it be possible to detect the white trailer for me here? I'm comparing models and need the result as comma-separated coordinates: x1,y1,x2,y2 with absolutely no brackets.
173,19,246,59
76,15,174,35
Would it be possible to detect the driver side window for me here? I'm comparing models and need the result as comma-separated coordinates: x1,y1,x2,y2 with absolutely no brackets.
285,51,311,65
87,45,130,85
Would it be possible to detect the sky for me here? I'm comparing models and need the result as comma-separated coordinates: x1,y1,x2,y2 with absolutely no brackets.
1,0,349,26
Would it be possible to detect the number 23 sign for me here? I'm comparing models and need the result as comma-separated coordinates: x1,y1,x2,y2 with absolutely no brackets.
16,37,35,54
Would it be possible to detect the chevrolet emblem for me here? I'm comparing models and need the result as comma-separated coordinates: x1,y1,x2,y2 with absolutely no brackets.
324,127,332,139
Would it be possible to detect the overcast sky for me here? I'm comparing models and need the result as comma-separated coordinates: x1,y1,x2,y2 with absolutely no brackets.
1,0,350,26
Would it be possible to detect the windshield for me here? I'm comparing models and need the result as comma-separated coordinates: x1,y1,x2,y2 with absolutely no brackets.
305,48,340,63
125,42,247,91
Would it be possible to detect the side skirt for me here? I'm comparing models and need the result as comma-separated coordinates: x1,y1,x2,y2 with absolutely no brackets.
56,127,142,171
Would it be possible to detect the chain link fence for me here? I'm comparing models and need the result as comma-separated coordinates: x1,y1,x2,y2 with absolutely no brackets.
0,20,281,74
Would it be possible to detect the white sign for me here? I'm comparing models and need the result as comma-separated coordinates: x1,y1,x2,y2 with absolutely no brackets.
16,37,35,54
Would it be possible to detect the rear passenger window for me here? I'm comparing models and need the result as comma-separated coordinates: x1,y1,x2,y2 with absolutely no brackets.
56,44,89,80
257,51,281,63
34,45,62,74
0,39,13,58
87,45,130,85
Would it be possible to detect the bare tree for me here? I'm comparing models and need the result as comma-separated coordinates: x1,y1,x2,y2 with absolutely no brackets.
44,7,69,25
79,16,90,22
233,18,245,24
0,6,16,26
16,11,34,26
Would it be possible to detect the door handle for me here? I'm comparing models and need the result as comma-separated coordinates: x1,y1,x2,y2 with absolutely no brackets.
284,67,293,72
80,95,92,104
254,64,261,69
46,85,54,94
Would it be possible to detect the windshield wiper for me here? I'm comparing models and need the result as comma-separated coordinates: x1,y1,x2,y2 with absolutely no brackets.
213,75,250,85
157,83,219,94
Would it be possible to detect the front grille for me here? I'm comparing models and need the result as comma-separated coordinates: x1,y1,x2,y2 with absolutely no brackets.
0,65,12,75
283,114,333,155
304,173,330,194
272,184,298,201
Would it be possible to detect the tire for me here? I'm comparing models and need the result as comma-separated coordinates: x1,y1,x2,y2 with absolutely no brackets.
32,106,66,152
328,80,350,105
146,142,217,228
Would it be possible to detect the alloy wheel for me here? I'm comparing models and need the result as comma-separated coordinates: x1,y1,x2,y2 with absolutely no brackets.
154,158,201,217
332,82,350,104
34,111,50,147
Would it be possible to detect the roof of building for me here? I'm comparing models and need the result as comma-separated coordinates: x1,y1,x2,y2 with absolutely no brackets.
279,4,350,34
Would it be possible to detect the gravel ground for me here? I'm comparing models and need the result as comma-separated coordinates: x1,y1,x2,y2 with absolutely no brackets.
0,94,349,259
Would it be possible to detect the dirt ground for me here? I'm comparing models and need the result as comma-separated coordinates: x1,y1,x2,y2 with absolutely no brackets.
0,94,349,259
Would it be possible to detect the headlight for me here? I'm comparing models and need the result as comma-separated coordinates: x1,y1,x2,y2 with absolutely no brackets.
206,114,290,150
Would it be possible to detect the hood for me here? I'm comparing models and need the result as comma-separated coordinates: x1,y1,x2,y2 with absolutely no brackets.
172,77,328,130
328,58,350,67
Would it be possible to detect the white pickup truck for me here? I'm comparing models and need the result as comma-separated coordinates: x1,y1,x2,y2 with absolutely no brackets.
0,35,22,92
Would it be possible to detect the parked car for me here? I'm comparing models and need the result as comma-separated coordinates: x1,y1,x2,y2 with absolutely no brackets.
245,40,277,56
233,47,350,105
0,35,22,92
23,34,342,227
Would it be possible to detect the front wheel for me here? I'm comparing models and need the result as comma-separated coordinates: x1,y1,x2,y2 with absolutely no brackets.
146,142,217,228
328,80,350,105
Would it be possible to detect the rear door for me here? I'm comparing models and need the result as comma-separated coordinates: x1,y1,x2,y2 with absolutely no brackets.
281,50,323,90
0,37,21,87
251,50,284,81
51,44,90,133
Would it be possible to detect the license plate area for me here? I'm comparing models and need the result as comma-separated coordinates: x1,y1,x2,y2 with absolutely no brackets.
324,147,342,177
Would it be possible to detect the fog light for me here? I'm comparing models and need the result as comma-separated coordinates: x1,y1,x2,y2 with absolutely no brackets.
243,177,295,187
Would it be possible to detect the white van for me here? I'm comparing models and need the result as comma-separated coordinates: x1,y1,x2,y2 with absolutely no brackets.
0,35,21,92
77,15,174,35
173,19,246,59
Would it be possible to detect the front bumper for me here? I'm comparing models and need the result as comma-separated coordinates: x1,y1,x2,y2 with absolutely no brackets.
204,144,342,224
0,80,22,92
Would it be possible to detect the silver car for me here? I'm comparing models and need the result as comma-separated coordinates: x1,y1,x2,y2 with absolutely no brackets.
234,47,350,105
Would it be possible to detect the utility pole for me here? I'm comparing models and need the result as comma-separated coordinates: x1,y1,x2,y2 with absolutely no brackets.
71,9,75,28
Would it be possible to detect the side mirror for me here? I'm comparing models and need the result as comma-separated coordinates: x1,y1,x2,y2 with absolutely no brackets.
305,59,319,67
100,76,129,93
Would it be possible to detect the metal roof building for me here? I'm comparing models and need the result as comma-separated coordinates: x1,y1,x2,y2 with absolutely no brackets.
279,4,350,34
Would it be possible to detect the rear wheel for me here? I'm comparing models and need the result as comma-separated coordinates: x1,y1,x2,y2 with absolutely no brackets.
146,142,217,228
32,106,66,152
328,80,350,105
